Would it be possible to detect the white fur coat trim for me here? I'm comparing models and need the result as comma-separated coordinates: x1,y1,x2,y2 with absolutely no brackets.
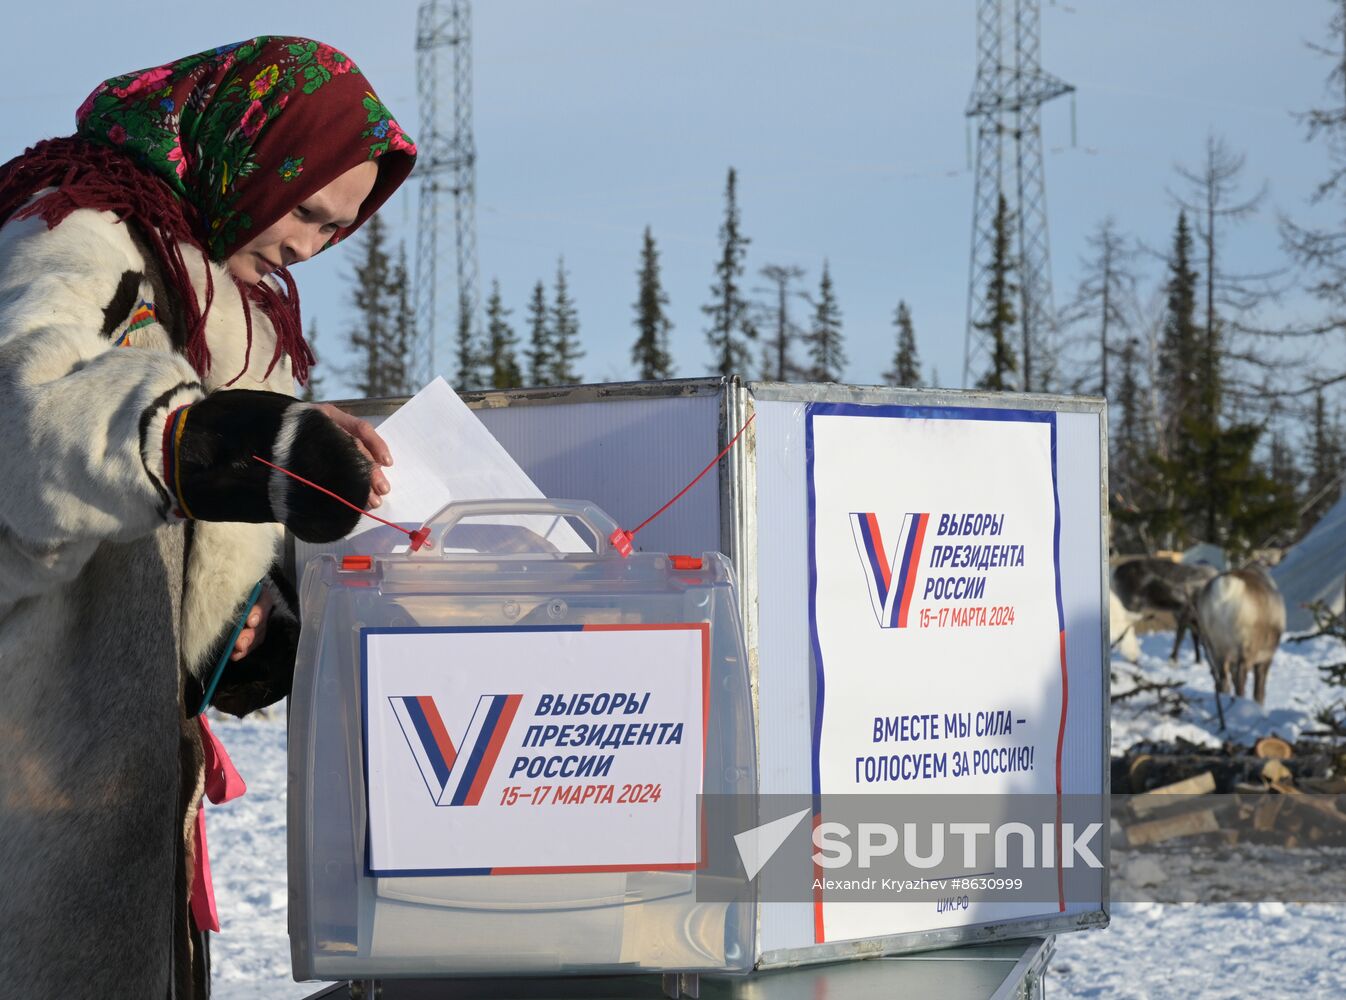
0,205,295,674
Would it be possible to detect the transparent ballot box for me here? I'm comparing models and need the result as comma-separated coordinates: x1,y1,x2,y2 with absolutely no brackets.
288,500,757,981
296,378,1111,972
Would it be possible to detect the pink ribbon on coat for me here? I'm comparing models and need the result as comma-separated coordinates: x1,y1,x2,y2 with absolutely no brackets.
190,715,247,934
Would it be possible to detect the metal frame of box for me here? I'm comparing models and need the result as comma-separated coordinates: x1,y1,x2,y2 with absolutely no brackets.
323,375,1111,968
302,936,1057,999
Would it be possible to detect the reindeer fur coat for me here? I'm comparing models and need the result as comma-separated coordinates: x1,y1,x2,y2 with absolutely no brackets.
0,204,302,997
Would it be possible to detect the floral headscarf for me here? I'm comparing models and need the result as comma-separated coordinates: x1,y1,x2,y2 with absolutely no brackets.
75,36,416,260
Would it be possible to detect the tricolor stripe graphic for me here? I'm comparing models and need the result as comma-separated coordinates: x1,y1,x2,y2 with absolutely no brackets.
891,512,929,628
851,513,892,613
390,693,523,806
849,512,930,628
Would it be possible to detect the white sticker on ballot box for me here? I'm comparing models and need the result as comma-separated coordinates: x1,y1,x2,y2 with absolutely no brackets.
362,624,707,876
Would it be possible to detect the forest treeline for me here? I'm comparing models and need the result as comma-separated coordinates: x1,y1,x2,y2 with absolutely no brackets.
328,1,1346,559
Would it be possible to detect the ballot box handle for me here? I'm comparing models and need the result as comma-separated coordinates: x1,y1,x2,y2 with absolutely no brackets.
410,498,623,558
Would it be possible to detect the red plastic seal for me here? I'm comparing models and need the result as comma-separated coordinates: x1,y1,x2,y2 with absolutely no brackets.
609,528,634,558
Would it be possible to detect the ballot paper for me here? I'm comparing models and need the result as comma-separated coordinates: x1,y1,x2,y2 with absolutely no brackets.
343,377,589,554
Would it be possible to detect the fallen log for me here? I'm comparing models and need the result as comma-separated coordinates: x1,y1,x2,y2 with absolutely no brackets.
1271,782,1346,832
1119,752,1333,793
1254,736,1293,760
1130,771,1216,817
1261,759,1293,785
1125,808,1221,846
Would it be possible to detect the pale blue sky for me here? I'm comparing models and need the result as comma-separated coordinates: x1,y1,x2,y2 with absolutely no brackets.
1,1,1339,397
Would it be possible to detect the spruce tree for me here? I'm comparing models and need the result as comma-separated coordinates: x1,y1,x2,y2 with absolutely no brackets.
1157,419,1297,555
526,280,552,387
1139,208,1297,551
1157,211,1201,455
1109,334,1147,551
386,243,415,396
884,300,921,387
484,278,523,390
703,167,755,375
550,258,584,385
1113,336,1144,482
348,213,396,397
632,227,674,380
975,195,1019,391
301,320,323,402
1144,210,1204,548
755,263,806,381
805,260,845,382
454,298,480,393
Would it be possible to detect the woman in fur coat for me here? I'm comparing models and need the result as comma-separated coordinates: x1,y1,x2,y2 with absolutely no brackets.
0,37,415,997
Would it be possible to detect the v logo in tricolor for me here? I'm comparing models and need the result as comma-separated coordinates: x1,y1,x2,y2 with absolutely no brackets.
389,693,523,806
849,512,930,628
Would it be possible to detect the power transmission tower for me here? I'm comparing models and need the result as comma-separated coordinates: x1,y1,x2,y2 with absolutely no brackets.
416,0,480,384
963,0,1073,392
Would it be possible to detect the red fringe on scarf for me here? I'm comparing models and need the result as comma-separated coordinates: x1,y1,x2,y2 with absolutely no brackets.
0,137,314,385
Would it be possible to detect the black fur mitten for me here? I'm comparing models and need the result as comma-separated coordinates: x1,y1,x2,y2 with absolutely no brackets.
159,390,370,542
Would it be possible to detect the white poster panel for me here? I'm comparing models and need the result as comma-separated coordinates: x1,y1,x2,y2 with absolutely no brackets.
363,624,707,875
806,403,1065,943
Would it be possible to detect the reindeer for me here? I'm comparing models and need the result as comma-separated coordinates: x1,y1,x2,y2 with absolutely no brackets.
1195,565,1286,729
1111,557,1218,663
1109,588,1143,661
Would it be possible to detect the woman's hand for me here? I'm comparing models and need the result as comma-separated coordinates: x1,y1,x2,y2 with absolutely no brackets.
231,585,276,661
313,403,393,509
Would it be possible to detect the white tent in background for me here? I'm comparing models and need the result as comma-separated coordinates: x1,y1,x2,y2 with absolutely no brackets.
1273,491,1346,633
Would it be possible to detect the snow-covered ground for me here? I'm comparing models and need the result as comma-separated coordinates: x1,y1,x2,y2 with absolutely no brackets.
1109,628,1345,750
1051,628,1346,998
205,628,1346,999
1049,900,1346,997
204,716,312,1000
